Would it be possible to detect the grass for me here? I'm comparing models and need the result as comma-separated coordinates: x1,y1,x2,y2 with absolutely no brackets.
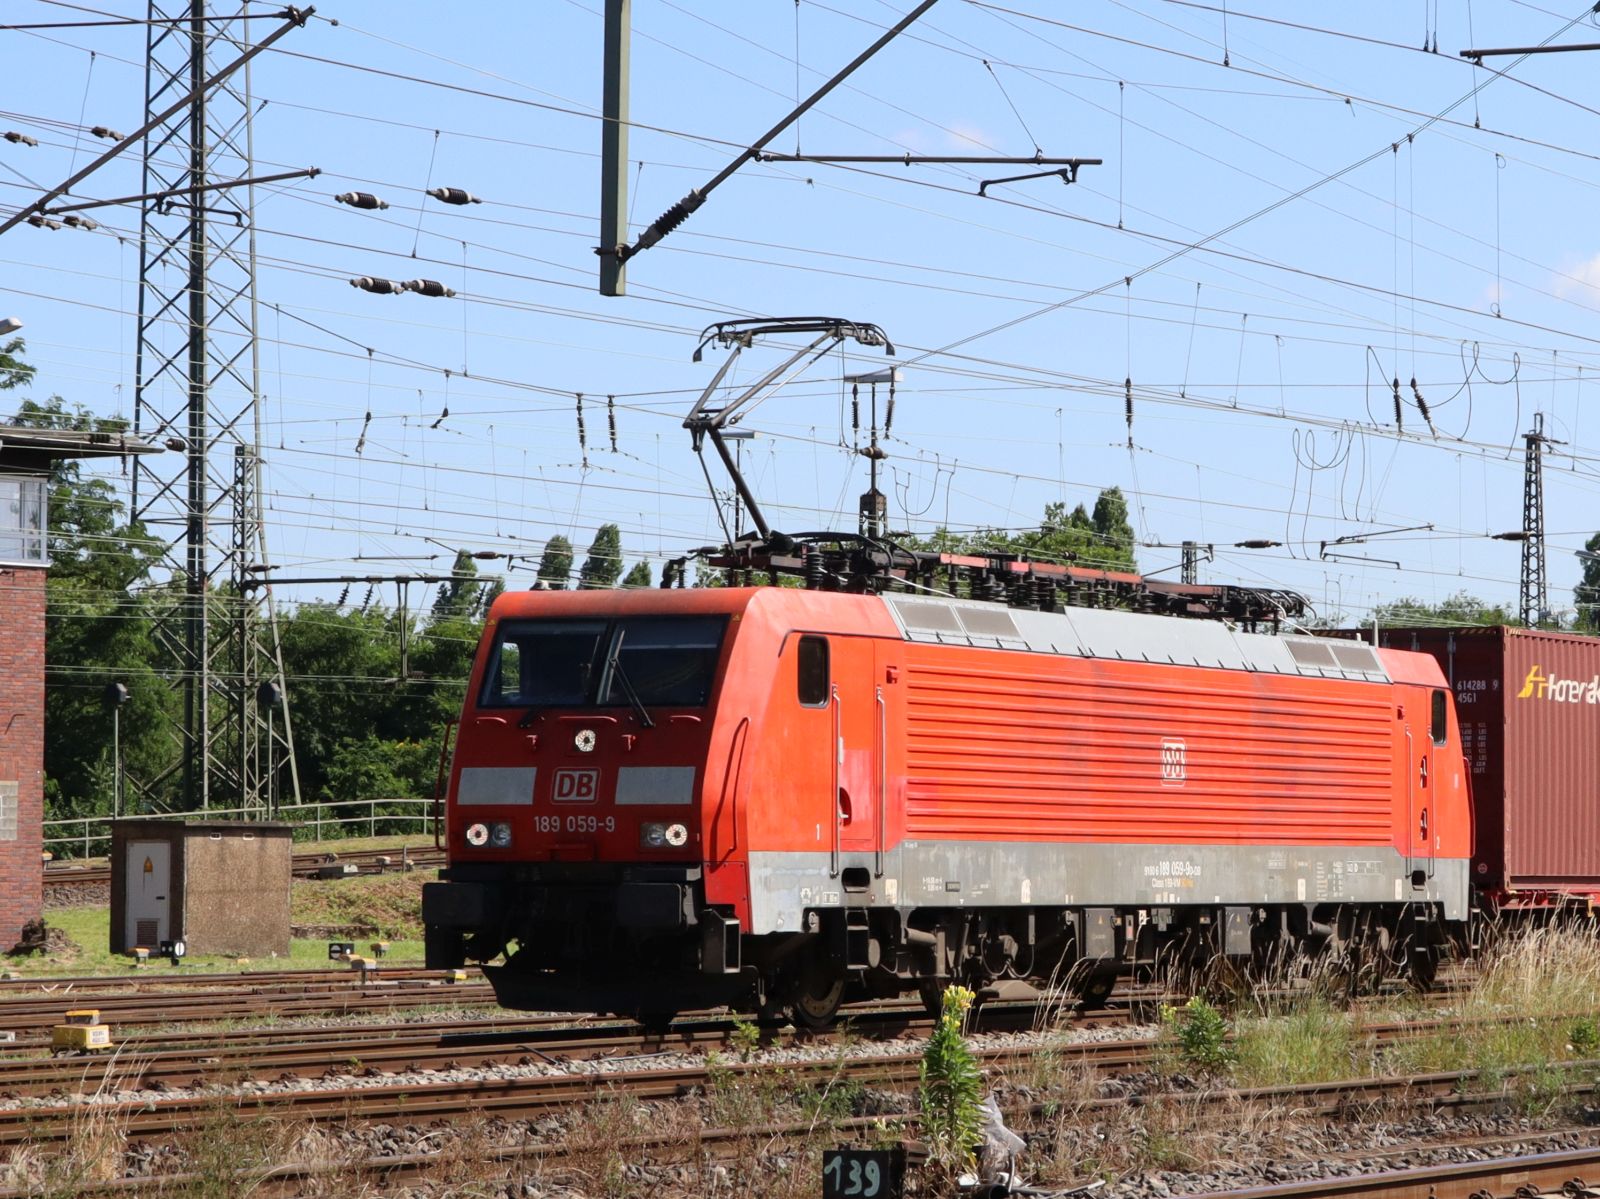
8,871,427,978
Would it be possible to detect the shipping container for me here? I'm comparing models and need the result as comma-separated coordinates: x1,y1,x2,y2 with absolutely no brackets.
1354,626,1600,901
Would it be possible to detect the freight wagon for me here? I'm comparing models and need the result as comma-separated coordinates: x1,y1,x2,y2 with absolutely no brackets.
1356,626,1600,909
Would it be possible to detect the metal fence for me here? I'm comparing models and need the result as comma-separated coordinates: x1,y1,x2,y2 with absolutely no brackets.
43,797,434,859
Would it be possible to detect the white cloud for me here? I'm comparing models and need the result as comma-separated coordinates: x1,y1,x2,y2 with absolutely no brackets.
1552,252,1600,306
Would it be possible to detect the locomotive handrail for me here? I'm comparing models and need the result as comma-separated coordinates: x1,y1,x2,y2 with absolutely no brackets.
433,719,458,851
830,683,841,879
875,686,886,879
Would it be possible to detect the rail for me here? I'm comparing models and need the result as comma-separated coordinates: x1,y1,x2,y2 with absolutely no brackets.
43,797,434,859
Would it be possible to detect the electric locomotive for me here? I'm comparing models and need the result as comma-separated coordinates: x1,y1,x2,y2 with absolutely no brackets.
423,581,1471,1025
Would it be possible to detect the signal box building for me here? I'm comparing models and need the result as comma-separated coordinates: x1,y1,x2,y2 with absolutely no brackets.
0,425,159,948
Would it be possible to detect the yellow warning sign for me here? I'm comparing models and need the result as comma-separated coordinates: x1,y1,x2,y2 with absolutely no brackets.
142,857,152,874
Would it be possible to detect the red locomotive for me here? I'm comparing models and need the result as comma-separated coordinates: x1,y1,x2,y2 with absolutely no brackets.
423,581,1472,1025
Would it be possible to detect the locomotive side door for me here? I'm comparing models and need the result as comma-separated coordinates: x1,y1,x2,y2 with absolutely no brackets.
832,637,880,874
1403,687,1438,885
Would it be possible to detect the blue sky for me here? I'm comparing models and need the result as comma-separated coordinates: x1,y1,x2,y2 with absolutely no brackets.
4,1,1600,623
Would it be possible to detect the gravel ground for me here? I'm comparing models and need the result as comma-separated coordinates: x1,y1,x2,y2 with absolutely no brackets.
0,1018,1162,1112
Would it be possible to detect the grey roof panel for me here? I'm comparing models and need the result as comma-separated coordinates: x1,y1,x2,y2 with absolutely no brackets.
881,594,1390,683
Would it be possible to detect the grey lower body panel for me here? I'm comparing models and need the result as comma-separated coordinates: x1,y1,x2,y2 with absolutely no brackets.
746,841,1470,933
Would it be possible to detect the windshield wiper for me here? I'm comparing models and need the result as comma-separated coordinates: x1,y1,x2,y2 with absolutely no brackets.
607,653,655,728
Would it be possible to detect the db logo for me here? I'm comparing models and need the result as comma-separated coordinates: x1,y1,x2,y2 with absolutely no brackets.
552,769,600,803
1160,739,1186,786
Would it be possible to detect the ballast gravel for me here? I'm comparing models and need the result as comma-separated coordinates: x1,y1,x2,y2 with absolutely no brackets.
0,1017,1162,1112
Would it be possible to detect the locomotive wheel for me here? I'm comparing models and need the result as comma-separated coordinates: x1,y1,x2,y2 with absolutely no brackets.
634,1010,679,1035
1078,966,1117,1010
790,973,846,1029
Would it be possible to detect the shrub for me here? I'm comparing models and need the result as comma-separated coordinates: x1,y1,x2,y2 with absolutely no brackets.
1161,995,1236,1075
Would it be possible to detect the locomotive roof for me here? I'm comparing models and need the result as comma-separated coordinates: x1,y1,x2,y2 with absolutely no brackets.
882,593,1392,684
486,586,1392,684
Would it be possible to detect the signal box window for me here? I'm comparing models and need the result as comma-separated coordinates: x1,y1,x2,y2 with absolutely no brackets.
798,636,829,707
1430,688,1448,746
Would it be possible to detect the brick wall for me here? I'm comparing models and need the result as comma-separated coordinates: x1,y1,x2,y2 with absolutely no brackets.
0,567,45,948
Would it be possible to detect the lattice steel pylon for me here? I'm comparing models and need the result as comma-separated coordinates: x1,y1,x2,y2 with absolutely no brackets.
1518,413,1550,629
131,0,299,814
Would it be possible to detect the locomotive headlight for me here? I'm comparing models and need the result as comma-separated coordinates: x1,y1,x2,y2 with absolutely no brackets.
489,822,513,848
465,822,490,847
641,822,689,849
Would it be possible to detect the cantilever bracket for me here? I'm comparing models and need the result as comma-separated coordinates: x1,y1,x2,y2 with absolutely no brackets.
978,164,1092,197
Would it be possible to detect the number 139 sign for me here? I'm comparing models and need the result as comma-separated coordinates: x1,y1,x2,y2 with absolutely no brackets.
822,1148,905,1199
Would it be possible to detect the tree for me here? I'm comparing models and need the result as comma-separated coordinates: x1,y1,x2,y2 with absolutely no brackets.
1577,534,1600,632
432,549,482,619
1091,486,1136,566
578,523,623,589
536,536,573,589
622,561,652,588
1373,590,1514,629
9,392,170,818
1,335,36,393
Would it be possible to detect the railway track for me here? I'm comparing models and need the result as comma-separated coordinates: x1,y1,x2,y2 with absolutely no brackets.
1199,1145,1600,1198
0,970,493,1034
0,1002,1574,1143
42,843,445,890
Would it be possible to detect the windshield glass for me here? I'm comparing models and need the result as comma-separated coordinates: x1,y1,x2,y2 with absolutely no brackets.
479,615,726,710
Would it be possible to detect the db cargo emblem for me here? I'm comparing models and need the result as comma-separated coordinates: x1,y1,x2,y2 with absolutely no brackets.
552,769,599,803
1160,739,1186,786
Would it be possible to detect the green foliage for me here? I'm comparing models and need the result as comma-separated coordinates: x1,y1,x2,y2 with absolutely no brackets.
1569,1015,1599,1056
579,523,624,589
1374,589,1514,628
0,335,35,392
908,489,1139,574
1160,995,1236,1075
1577,534,1600,632
730,1018,761,1061
919,984,983,1175
622,561,652,588
432,549,500,619
14,396,170,817
537,535,573,589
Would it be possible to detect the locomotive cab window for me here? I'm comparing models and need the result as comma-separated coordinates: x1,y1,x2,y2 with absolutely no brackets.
1430,688,1448,745
479,616,726,710
797,636,829,706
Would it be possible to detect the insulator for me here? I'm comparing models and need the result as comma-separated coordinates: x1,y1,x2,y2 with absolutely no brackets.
163,436,187,452
1392,377,1403,429
851,383,860,432
25,215,61,230
607,395,618,451
89,125,124,141
884,387,896,434
336,585,349,607
427,187,481,205
403,278,456,298
349,276,404,295
61,214,98,231
804,545,824,590
1410,377,1432,421
335,191,389,210
1125,377,1134,430
2,131,38,147
575,393,588,455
